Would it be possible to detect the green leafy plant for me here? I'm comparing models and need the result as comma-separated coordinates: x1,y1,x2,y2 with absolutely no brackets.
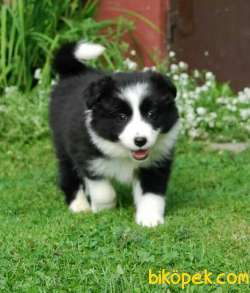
0,0,132,91
165,54,250,142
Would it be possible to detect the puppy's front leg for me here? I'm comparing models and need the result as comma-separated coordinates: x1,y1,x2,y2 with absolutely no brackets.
85,178,116,213
133,158,172,227
133,180,165,227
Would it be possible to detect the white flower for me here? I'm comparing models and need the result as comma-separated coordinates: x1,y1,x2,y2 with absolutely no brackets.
182,92,189,99
217,96,227,104
143,66,156,72
223,116,237,123
243,87,250,96
178,61,188,71
201,85,209,92
244,124,250,132
186,111,195,123
169,51,176,58
143,66,150,72
173,74,179,81
189,128,200,138
205,71,214,80
51,79,57,86
179,79,188,86
205,80,213,88
210,112,217,119
170,64,178,73
189,91,199,100
227,105,237,112
130,50,136,56
4,86,18,95
208,120,215,128
193,70,200,78
238,93,250,103
240,109,250,120
180,73,188,80
196,107,207,116
195,87,202,95
231,98,237,105
34,68,41,80
0,105,7,113
124,58,137,70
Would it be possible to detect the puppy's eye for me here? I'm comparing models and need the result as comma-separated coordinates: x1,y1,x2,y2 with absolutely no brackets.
117,113,128,121
146,110,155,119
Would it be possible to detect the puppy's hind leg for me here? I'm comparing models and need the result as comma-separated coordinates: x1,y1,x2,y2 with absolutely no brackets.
58,159,91,213
85,178,116,213
69,186,91,213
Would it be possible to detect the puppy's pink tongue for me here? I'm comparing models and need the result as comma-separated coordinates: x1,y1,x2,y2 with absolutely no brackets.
132,149,149,160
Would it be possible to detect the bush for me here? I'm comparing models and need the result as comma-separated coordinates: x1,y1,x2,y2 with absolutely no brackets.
0,86,49,144
122,52,250,142
166,53,250,142
0,3,249,144
0,0,132,92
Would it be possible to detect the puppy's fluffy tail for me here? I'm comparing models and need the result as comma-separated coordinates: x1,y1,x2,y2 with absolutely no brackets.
53,41,105,77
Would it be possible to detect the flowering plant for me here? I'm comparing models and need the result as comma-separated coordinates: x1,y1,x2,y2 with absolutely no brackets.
124,50,250,142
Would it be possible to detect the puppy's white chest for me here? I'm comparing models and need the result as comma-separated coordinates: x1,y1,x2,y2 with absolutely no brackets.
88,157,137,183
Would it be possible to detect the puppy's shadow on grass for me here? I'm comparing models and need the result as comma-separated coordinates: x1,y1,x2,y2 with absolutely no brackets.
113,178,219,214
167,190,191,214
113,181,133,209
113,181,205,213
166,186,219,215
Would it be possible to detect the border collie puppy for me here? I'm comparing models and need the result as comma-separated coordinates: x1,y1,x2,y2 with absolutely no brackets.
49,41,180,227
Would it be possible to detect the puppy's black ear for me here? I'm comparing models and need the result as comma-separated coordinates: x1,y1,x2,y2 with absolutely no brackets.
85,76,115,109
150,72,177,99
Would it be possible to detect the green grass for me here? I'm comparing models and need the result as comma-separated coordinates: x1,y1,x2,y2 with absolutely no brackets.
0,138,249,292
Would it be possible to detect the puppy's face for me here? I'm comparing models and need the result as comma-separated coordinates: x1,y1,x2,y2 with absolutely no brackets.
85,71,179,161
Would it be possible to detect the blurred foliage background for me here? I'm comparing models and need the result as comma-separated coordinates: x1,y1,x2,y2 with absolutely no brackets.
0,0,249,144
0,0,132,91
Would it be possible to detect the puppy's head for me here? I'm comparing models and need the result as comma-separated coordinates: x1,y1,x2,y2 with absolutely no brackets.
85,71,179,161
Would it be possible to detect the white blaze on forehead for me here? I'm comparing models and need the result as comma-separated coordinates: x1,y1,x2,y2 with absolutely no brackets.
119,82,148,108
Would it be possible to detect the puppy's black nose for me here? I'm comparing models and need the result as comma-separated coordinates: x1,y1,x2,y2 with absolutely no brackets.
134,136,147,147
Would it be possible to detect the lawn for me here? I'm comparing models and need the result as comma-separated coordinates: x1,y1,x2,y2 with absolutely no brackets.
0,137,249,292
1,1,249,292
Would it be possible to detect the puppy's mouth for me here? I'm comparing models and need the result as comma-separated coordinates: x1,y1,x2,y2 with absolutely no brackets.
131,149,149,161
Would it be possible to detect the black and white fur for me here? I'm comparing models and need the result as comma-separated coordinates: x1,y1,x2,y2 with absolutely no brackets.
49,41,180,227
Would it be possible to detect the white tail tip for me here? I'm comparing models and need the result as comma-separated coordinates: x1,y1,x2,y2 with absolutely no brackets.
74,42,105,61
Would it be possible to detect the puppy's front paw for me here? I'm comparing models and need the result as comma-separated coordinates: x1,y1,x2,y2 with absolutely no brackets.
135,194,165,228
136,210,164,227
